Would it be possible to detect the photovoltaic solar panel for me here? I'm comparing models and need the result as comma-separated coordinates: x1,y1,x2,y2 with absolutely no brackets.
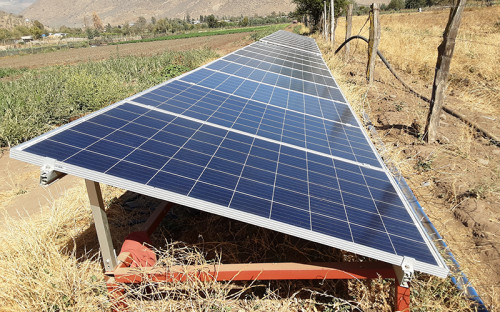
11,30,448,278
260,30,322,55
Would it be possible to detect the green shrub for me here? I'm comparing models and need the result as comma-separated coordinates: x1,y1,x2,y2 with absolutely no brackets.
0,48,217,147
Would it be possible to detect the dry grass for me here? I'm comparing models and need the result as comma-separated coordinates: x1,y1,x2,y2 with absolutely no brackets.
314,28,483,311
334,6,500,115
0,175,479,311
0,182,109,311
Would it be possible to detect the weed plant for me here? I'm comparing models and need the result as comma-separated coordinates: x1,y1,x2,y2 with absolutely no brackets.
0,48,218,147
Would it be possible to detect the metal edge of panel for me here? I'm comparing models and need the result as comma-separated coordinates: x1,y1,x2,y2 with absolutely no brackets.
313,38,449,275
9,147,448,278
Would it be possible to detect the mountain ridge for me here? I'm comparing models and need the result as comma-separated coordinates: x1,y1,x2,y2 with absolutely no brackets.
22,0,295,28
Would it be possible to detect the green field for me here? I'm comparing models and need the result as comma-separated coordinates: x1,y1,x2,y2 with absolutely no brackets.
111,24,289,45
0,48,218,147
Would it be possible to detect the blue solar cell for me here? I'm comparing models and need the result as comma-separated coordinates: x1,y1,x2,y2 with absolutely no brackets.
236,178,273,200
107,161,157,184
174,149,211,166
148,171,195,195
183,140,218,155
215,147,248,163
199,169,239,189
51,129,99,149
190,182,233,206
246,155,277,172
271,203,310,229
26,140,79,160
383,216,424,242
120,123,158,138
106,130,148,148
277,163,307,180
273,187,309,208
311,214,352,241
230,193,271,218
346,207,386,231
133,115,170,130
207,157,243,175
162,159,203,179
391,235,437,265
141,140,179,157
71,122,115,138
66,150,117,172
350,224,395,254
342,192,378,214
88,140,134,159
125,149,169,169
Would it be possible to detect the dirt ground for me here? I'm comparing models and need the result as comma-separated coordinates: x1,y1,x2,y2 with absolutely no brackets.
1,31,499,309
0,32,253,69
328,53,500,308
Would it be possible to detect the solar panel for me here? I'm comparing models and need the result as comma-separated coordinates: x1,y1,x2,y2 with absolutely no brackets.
260,30,322,55
11,31,448,278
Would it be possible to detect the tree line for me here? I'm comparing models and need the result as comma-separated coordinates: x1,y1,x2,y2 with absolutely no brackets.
0,12,292,42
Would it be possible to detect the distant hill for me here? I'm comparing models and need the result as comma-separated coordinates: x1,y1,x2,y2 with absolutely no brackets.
0,10,29,29
22,0,295,28
0,0,35,14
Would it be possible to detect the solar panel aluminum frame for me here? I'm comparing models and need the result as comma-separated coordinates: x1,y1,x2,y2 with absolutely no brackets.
10,34,449,279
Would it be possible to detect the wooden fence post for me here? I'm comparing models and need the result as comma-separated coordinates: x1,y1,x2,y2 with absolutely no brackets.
345,3,353,59
366,3,380,84
330,0,335,46
424,0,467,143
324,1,328,40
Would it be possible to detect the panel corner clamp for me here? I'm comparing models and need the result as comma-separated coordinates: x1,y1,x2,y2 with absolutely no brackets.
393,256,415,288
40,158,66,186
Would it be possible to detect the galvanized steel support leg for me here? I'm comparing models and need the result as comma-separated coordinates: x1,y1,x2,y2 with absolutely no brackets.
85,179,117,272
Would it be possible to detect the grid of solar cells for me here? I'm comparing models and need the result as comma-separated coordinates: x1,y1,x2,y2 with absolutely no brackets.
261,30,321,55
225,48,337,88
202,58,344,103
22,102,439,266
11,31,448,277
130,76,380,167
249,41,328,73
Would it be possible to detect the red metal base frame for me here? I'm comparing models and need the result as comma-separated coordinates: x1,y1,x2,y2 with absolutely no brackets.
104,201,410,311
106,252,410,312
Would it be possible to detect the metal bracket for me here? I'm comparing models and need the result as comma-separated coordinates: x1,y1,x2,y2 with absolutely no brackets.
40,158,66,186
393,257,415,288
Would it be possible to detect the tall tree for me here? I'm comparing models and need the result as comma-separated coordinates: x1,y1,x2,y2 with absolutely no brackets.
292,0,348,29
92,12,104,31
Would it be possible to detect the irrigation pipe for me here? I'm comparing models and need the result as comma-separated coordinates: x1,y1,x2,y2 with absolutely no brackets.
332,36,489,310
335,35,500,146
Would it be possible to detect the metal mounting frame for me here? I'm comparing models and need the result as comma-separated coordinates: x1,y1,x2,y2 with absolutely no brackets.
79,180,412,312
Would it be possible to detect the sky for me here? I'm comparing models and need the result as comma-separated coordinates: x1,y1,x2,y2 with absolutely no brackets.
0,0,35,14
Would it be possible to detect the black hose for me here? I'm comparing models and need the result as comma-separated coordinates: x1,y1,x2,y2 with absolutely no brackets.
334,36,500,146
335,35,431,102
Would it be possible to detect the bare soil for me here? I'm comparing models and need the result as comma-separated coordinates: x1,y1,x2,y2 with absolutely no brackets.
337,56,500,308
0,32,253,69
